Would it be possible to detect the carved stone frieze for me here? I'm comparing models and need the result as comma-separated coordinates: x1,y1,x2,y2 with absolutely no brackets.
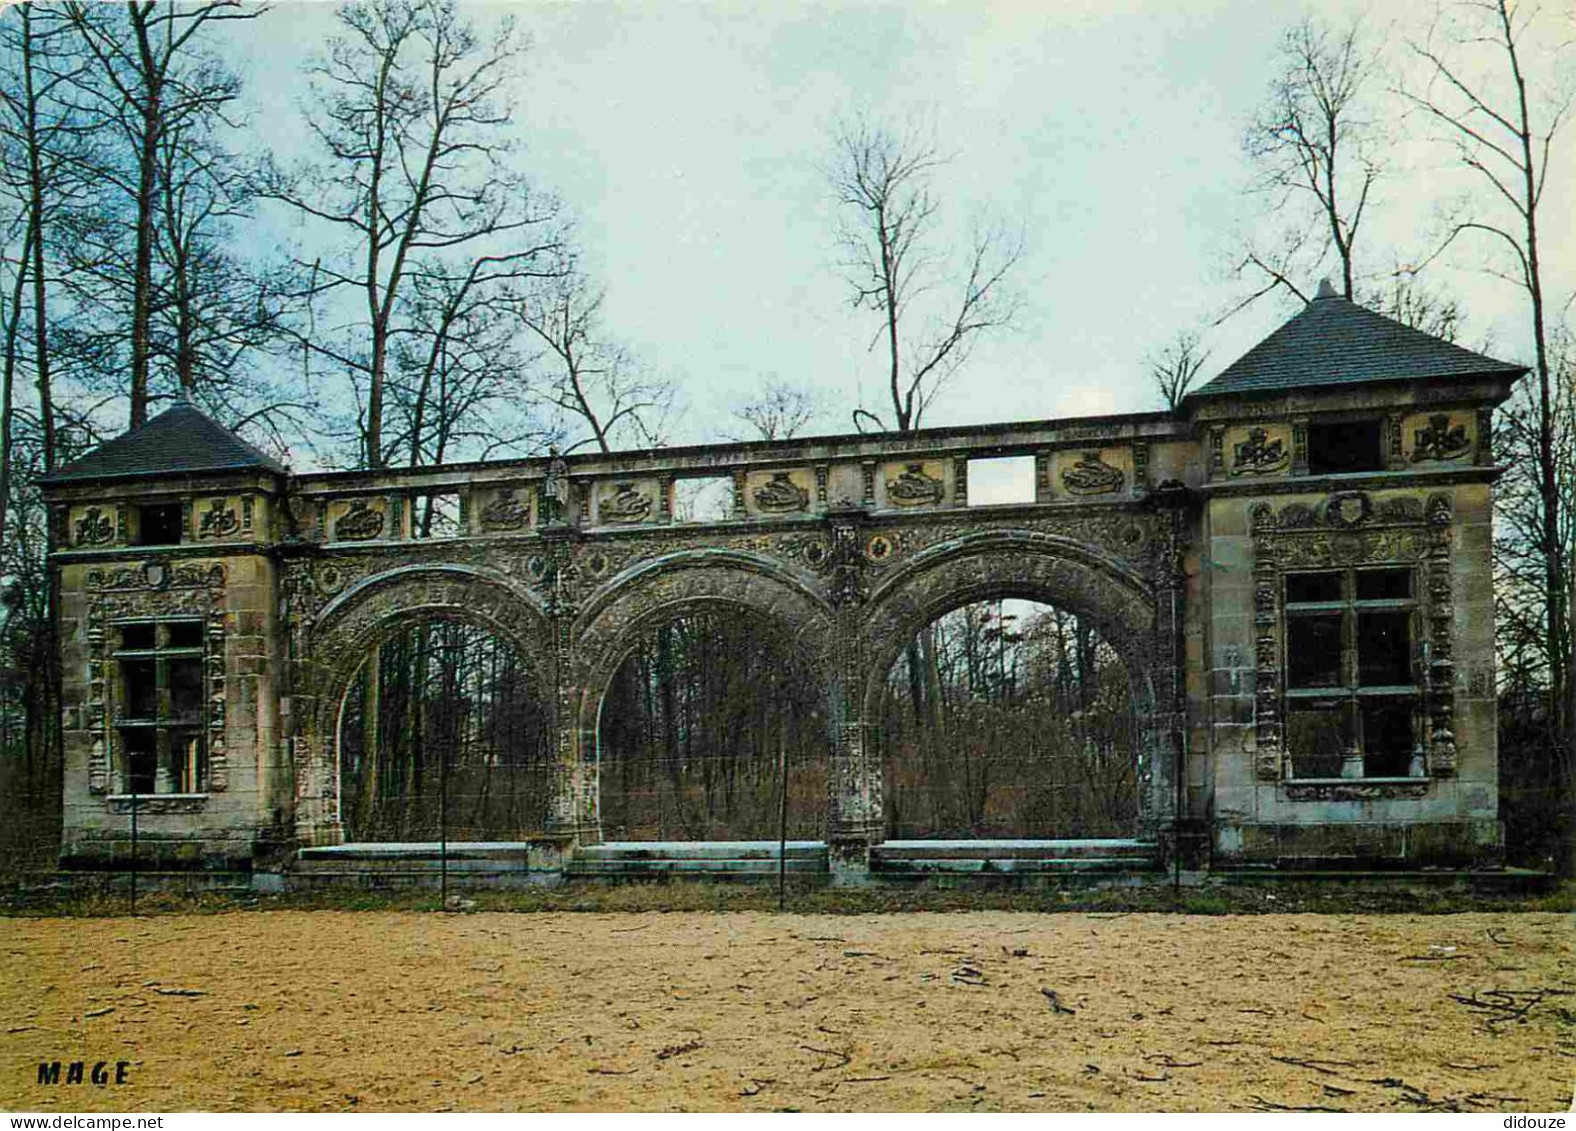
106,794,209,814
601,482,653,524
334,500,386,541
75,507,115,547
197,499,240,540
1231,428,1289,475
884,462,944,507
1412,414,1471,462
1282,780,1430,801
753,471,809,513
1061,452,1124,495
480,488,531,532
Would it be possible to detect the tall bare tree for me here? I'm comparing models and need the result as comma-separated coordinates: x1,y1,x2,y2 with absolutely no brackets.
1148,330,1210,412
515,247,672,454
64,0,262,427
729,379,819,442
1404,0,1572,738
1232,17,1382,316
267,0,553,468
828,116,1021,435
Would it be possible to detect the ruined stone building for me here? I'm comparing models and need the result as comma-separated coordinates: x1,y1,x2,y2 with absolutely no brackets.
40,285,1525,881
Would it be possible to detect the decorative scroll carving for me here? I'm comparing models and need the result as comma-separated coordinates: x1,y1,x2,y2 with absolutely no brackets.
334,500,386,541
825,520,868,608
1061,452,1124,496
107,794,209,814
1253,544,1281,781
197,499,240,540
885,463,944,507
1475,408,1494,465
480,489,530,531
601,482,652,524
1425,493,1456,777
753,471,809,513
74,507,115,547
1231,428,1289,475
1412,414,1471,462
1283,780,1430,801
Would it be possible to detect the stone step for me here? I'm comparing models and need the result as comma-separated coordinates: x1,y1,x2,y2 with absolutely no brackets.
296,842,536,872
874,838,1158,861
575,840,828,862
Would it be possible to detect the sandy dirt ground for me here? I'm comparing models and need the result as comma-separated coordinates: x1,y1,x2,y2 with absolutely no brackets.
2,910,1572,1112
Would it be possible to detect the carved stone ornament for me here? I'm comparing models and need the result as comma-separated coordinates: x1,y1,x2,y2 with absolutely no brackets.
74,507,115,546
107,794,209,814
1231,427,1289,475
754,471,809,513
334,500,386,541
480,488,530,531
1324,491,1370,528
1282,780,1430,802
197,498,240,540
1061,452,1124,496
601,482,652,524
1412,414,1471,462
885,463,944,507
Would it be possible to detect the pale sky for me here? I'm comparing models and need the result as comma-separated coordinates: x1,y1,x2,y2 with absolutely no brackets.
227,0,1575,451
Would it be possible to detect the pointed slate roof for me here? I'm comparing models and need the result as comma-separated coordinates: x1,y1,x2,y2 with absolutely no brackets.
44,400,286,484
1192,281,1525,398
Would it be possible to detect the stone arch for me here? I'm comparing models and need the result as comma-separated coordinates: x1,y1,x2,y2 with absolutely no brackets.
295,564,553,844
857,530,1171,838
569,549,838,839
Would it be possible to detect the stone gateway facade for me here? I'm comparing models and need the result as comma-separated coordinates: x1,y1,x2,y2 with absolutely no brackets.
40,287,1525,879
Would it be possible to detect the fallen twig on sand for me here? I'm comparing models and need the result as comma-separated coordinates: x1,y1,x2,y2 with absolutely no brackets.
1270,1055,1357,1076
1040,988,1075,1015
800,1044,852,1072
1250,1096,1344,1113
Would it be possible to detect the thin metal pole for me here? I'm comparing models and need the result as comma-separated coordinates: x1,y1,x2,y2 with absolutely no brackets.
440,735,449,911
777,734,788,912
128,791,138,915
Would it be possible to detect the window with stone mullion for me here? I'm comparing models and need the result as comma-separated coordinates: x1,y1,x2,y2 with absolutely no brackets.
1283,568,1420,779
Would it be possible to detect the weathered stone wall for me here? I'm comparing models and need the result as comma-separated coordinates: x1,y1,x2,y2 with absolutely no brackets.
43,387,1514,872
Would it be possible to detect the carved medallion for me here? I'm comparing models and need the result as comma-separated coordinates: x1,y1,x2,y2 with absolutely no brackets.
74,507,114,547
1412,414,1470,462
885,463,944,507
867,534,893,562
1324,492,1370,528
480,488,530,531
601,482,652,524
1061,451,1124,495
1231,427,1289,474
753,471,809,513
197,499,240,540
334,500,386,541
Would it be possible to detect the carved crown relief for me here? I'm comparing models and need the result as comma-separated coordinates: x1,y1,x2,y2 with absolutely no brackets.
1060,451,1124,496
74,506,115,547
1409,413,1472,462
884,462,945,507
1230,426,1290,475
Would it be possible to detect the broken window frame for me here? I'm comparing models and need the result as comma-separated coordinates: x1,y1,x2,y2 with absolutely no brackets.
113,619,208,795
1282,567,1423,780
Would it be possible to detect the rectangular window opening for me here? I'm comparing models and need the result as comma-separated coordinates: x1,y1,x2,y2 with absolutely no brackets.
1357,610,1412,686
112,617,211,794
1286,613,1342,688
1286,572,1342,604
674,476,734,523
1361,698,1416,777
966,455,1036,507
1357,568,1412,601
1308,420,1384,475
412,493,463,539
1287,704,1348,780
135,503,184,546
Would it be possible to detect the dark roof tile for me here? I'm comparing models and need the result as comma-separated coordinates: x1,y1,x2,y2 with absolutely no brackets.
1193,287,1525,398
44,400,286,484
